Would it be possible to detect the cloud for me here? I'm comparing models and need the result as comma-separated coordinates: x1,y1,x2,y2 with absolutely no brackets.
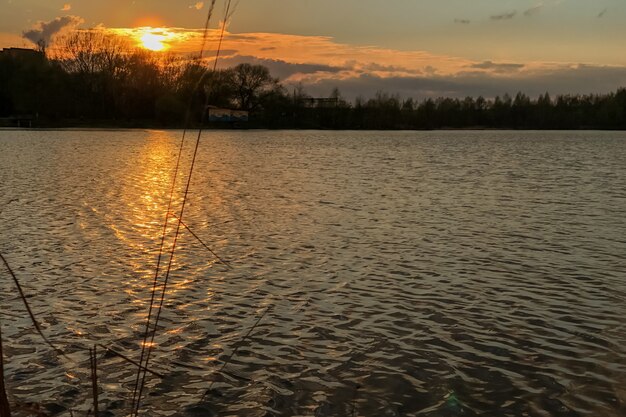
454,19,470,24
89,27,626,101
524,5,543,17
490,11,517,20
137,28,472,76
294,65,626,101
61,4,71,11
22,15,84,47
217,54,345,80
216,31,472,76
190,2,204,10
598,8,607,18
470,61,525,73
356,61,414,73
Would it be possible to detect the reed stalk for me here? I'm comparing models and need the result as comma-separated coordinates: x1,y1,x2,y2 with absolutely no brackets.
132,2,233,415
168,212,232,269
96,344,163,379
201,305,272,401
0,324,10,417
351,384,360,417
0,252,66,359
129,2,221,413
2,1,241,414
89,346,99,417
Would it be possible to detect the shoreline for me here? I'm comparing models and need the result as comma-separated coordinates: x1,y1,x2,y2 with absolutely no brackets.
2,126,626,133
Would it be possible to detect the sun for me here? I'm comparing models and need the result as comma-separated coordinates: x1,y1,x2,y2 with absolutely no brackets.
140,32,167,51
108,26,190,53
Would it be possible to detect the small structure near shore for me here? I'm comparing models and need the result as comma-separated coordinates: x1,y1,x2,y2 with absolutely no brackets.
0,47,43,60
0,115,36,128
300,97,339,108
207,106,249,123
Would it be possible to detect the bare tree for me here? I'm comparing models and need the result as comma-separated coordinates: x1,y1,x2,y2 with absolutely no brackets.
54,30,128,76
230,63,279,110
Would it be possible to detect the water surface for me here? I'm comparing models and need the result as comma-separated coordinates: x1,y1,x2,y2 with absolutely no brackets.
1,130,625,416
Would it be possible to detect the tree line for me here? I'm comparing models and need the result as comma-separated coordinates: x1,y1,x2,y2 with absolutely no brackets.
1,31,625,129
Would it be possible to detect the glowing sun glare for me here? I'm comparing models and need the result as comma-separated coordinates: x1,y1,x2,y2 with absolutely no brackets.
140,32,166,51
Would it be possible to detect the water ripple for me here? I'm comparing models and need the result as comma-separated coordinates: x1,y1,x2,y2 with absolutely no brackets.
1,130,625,416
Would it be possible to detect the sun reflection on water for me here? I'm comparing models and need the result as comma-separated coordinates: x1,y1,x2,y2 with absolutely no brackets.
114,132,181,293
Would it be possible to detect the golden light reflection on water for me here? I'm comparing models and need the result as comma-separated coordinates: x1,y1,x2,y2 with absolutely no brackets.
110,130,226,337
114,132,180,298
164,326,185,335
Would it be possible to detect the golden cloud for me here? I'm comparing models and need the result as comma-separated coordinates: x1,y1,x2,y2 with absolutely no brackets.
42,25,592,89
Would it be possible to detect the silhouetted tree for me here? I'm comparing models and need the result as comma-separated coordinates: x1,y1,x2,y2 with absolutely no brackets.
1,42,625,129
230,63,279,111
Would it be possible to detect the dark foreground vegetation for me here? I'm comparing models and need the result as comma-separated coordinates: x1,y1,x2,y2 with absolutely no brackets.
1,32,625,129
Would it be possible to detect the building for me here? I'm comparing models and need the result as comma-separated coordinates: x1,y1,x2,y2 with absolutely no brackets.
207,106,249,123
0,47,44,60
300,97,339,108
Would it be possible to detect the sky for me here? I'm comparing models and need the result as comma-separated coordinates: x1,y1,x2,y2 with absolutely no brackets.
2,0,626,100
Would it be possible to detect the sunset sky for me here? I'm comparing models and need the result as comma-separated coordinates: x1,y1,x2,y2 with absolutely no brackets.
2,0,626,99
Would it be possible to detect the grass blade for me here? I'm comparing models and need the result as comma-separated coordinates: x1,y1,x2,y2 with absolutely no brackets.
0,324,11,417
96,344,164,379
168,212,233,269
202,305,272,401
0,252,67,359
90,346,99,417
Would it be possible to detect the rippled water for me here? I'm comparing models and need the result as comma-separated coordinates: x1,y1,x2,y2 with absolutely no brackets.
1,129,625,417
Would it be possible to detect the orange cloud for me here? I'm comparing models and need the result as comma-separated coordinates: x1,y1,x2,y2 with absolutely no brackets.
7,21,622,99
61,4,71,11
102,28,474,76
122,28,567,81
42,25,610,95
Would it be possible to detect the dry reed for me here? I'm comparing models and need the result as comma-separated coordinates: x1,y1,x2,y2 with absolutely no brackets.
96,344,163,379
131,1,232,415
201,305,272,401
0,0,246,413
168,212,233,269
0,324,11,417
0,252,67,359
89,346,99,417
